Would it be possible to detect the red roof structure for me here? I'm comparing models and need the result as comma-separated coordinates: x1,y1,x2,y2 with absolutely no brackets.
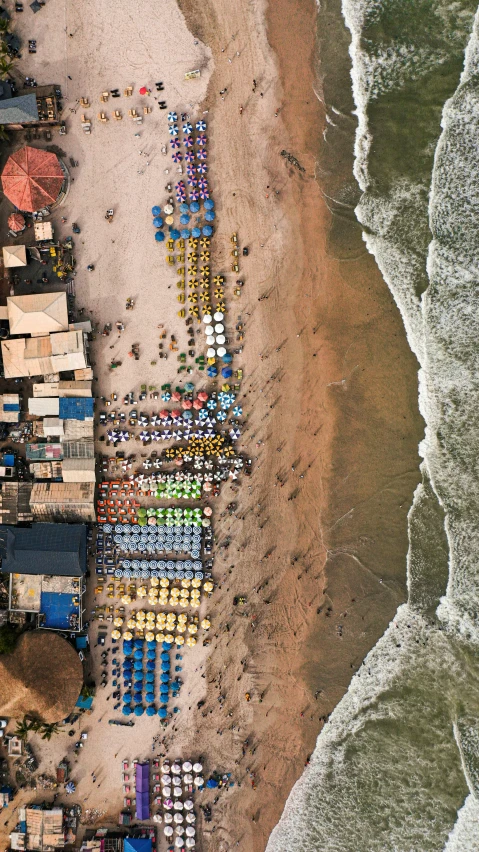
7,213,25,231
1,146,64,212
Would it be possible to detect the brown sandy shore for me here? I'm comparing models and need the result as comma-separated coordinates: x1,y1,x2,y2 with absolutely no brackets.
0,0,423,849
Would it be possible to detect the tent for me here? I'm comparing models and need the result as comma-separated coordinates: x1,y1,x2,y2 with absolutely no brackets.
2,146,64,212
2,245,27,268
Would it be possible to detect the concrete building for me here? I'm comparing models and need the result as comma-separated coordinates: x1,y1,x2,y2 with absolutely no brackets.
29,482,95,523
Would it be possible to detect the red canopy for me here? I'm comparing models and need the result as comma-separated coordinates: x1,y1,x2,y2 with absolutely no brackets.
139,86,148,95
7,213,25,231
2,146,64,212
197,391,208,402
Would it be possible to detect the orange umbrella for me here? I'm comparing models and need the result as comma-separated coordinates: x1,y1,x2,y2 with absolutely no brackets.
8,213,25,231
2,146,64,212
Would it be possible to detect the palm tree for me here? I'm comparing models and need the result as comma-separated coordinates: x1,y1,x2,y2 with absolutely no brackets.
39,722,60,741
14,716,33,742
0,55,14,76
0,19,10,35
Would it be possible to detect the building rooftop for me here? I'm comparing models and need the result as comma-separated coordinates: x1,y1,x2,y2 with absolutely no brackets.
0,94,39,125
7,292,68,336
0,523,87,577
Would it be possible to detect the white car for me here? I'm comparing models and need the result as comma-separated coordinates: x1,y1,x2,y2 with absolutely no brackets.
0,720,7,729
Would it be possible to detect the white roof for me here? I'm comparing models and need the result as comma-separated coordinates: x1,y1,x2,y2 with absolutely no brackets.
7,292,68,336
2,245,27,268
28,398,59,416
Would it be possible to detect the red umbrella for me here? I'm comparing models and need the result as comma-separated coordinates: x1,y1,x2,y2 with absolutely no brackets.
159,409,169,419
182,399,192,409
139,86,148,95
8,213,25,231
171,409,181,418
192,399,203,410
171,391,181,401
197,391,208,402
2,146,64,212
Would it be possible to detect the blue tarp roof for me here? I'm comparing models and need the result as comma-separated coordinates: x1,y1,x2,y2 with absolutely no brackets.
124,840,151,852
75,635,88,649
59,397,94,421
75,694,93,710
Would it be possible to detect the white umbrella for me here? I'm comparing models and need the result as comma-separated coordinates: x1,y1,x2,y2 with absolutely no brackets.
186,813,196,824
207,348,216,358
193,763,203,773
217,347,226,357
183,773,193,784
203,314,212,324
214,323,224,333
182,761,193,772
164,813,173,824
184,800,194,811
206,335,215,345
175,826,185,836
186,827,196,838
161,775,172,785
213,311,224,321
172,763,181,774
162,786,171,797
216,334,226,345
175,838,184,848
172,775,182,786
186,839,196,849
164,203,174,215
173,787,183,798
205,326,214,336
173,801,184,810
164,826,173,837
193,776,204,786
174,813,184,824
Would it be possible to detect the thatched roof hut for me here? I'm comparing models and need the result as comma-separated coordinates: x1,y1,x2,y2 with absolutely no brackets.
0,630,82,722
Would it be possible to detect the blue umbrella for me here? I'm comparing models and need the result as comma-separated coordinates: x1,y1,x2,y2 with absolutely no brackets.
146,706,156,716
223,353,233,363
146,672,155,683
161,673,170,684
134,692,143,703
207,366,218,377
202,225,213,236
122,706,132,716
122,663,132,671
158,707,168,719
161,662,170,672
170,229,180,240
133,677,143,686
122,694,132,703
190,201,200,213
134,650,143,660
222,368,233,378
147,641,156,650
155,230,165,242
180,202,189,213
152,206,161,216
147,661,156,672
181,228,191,239
134,639,144,648
134,661,143,671
204,198,215,210
146,650,156,660
160,685,169,694
134,705,144,717
233,405,242,415
180,213,190,224
192,227,201,238
162,642,173,651
183,410,193,420
145,692,155,703
206,778,219,788
160,652,170,661
153,216,163,227
205,211,216,222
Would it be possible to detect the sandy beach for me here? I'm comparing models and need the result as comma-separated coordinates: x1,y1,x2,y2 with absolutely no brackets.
0,0,423,849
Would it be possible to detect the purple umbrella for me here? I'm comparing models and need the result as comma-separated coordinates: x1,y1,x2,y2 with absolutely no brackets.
197,149,207,160
188,178,198,187
199,190,209,199
197,164,207,174
198,179,208,190
185,151,195,163
184,136,194,148
176,195,185,203
186,165,196,176
176,182,185,190
197,134,207,146
172,152,182,163
190,190,199,201
170,138,180,149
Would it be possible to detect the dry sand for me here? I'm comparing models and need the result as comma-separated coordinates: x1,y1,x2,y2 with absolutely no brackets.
0,0,423,849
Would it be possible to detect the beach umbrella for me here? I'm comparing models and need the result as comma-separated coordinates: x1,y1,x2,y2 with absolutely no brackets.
190,201,200,213
164,827,174,838
197,148,207,160
169,124,178,136
180,213,190,224
181,229,191,239
147,661,156,671
134,705,144,716
186,165,196,176
160,652,170,661
185,827,195,838
145,692,155,704
200,190,209,199
194,776,204,786
204,198,215,210
147,650,156,660
222,353,233,363
191,227,201,238
197,163,207,175
185,151,195,163
170,137,180,149
222,367,233,378
197,134,207,145
188,178,197,187
155,230,165,242
198,178,208,189
202,225,213,236
111,629,121,640
161,673,170,683
122,694,132,704
196,119,207,131
233,405,242,416
152,205,161,215
158,707,168,719
122,706,132,716
153,216,164,227
146,706,156,716
190,189,199,201
184,800,194,811
170,228,181,240
182,122,193,133
185,840,195,849
134,649,143,659
168,111,178,122
172,152,182,163
216,347,226,357
207,366,217,377
184,135,194,147
205,210,215,222
146,672,155,683
180,202,189,212
164,203,174,215
139,86,149,95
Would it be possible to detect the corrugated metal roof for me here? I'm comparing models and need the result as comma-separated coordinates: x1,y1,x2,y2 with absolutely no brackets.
58,397,94,421
0,524,87,576
28,398,59,416
62,458,95,482
61,440,94,459
26,443,63,461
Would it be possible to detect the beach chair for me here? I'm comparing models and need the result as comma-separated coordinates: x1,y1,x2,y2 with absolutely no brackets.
143,106,152,115
80,97,90,107
114,109,122,120
100,91,109,102
124,86,133,97
97,112,108,122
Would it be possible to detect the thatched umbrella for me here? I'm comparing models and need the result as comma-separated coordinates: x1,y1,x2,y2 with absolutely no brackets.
0,630,83,723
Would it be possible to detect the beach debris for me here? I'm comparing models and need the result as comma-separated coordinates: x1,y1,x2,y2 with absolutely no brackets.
280,149,305,172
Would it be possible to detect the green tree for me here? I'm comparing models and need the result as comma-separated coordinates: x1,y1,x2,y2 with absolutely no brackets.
39,723,60,741
0,19,10,35
0,624,17,654
14,716,33,742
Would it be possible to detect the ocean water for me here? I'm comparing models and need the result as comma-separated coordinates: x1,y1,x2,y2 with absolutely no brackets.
267,1,479,850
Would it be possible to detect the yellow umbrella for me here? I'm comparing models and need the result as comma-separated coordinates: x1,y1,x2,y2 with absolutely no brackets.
156,632,166,642
190,589,200,599
160,578,169,588
175,635,185,646
190,600,200,608
203,581,214,593
113,617,123,627
180,588,190,599
178,613,188,623
201,618,211,630
137,610,145,619
179,599,189,608
146,611,155,621
176,624,186,633
123,630,133,641
137,586,147,598
187,623,198,634
145,631,155,642
191,578,201,589
186,636,197,647
150,577,159,588
181,579,191,589
165,634,175,644
165,215,174,225
148,599,158,608
122,595,132,605
127,618,136,629
111,629,121,640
